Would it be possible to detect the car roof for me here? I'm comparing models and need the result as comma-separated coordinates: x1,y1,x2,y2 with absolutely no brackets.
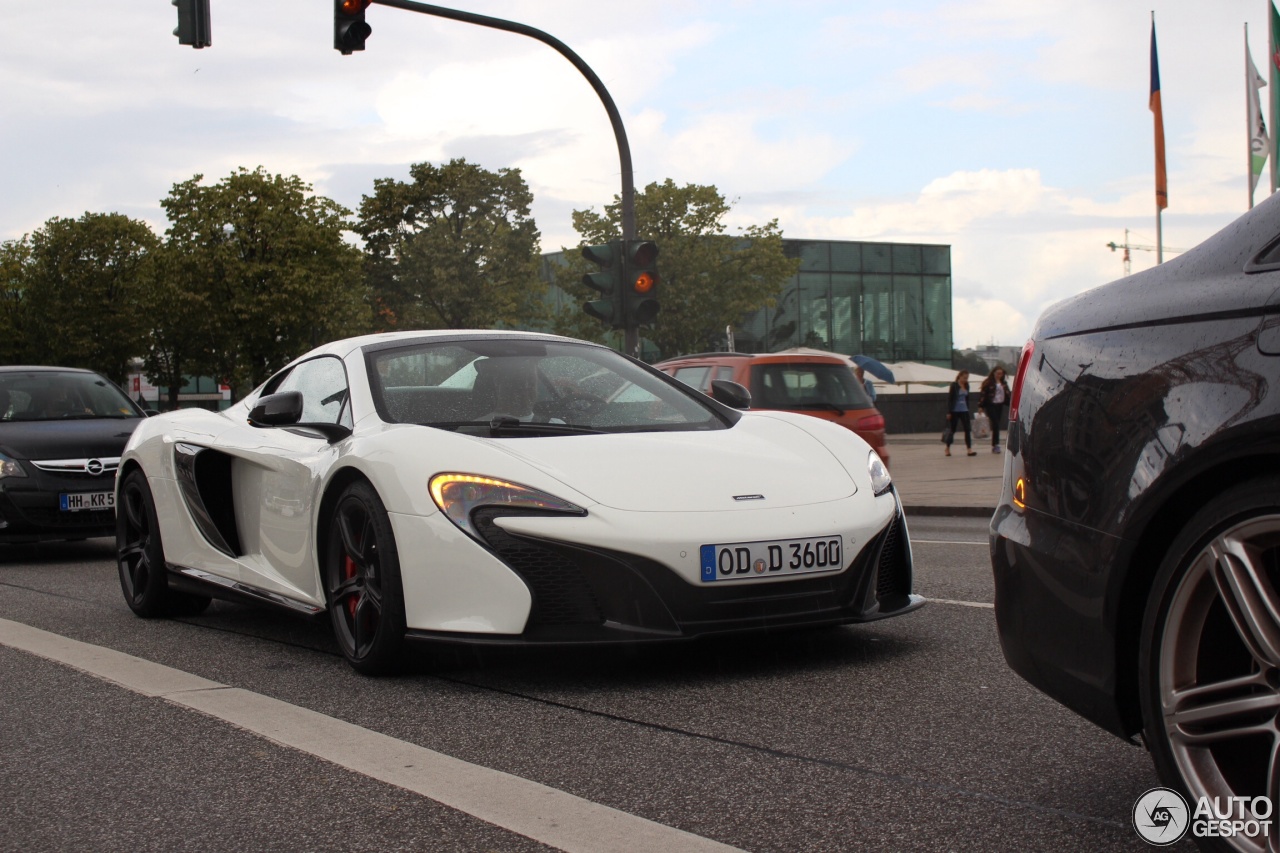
293,330,601,362
0,365,101,375
655,352,852,366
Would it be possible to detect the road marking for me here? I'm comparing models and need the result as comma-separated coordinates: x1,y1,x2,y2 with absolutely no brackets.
912,539,988,546
0,617,740,853
929,598,995,609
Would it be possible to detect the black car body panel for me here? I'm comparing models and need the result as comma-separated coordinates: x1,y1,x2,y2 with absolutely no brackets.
991,192,1280,739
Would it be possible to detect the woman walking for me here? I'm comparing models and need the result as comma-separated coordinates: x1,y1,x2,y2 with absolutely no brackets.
943,370,975,456
978,367,1011,453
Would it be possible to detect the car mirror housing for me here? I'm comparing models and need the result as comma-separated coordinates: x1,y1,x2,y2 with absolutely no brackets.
248,391,304,427
710,379,751,409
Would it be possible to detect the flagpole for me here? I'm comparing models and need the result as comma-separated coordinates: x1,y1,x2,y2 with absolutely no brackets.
1249,23,1255,209
1152,12,1165,264
1272,1,1279,194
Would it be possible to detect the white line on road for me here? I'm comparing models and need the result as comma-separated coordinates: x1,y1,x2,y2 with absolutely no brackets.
0,617,740,853
912,539,988,546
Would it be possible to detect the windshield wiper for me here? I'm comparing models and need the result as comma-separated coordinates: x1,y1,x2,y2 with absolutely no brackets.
420,418,602,436
487,416,602,436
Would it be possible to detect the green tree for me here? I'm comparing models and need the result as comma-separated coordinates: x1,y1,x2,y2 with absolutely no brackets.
161,168,371,397
19,213,158,384
356,158,544,330
952,349,991,376
0,237,33,366
560,179,799,358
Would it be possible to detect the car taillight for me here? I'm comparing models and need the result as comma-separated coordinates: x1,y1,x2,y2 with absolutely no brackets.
855,413,885,432
1009,339,1035,423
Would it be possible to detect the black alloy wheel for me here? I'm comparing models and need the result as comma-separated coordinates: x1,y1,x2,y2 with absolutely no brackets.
324,480,406,675
1139,478,1280,853
116,469,210,618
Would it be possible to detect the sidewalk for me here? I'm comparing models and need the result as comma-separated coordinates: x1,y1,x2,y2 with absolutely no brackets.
886,433,1004,518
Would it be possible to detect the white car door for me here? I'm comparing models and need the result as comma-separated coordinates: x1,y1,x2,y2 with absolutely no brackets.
223,356,353,606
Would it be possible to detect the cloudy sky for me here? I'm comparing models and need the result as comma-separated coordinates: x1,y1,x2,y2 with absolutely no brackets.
3,1,1275,348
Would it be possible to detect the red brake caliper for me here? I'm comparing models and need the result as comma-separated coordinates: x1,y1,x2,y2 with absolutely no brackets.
343,555,358,619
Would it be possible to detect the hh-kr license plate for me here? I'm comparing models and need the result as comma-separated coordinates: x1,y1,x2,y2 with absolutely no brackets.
700,535,844,583
60,491,115,512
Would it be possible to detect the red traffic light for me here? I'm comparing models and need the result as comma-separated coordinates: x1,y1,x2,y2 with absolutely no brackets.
339,0,371,11
633,271,656,294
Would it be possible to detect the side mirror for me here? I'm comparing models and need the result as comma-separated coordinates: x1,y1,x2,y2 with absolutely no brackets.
248,391,304,426
710,379,752,410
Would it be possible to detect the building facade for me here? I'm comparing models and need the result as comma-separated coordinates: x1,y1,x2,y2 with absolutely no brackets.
732,239,952,366
542,237,952,366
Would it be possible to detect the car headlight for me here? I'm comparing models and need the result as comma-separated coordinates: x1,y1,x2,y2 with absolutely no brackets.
0,453,27,480
428,473,586,542
868,450,891,496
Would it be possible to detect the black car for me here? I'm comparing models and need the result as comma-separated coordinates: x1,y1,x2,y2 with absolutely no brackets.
0,367,147,543
991,193,1280,848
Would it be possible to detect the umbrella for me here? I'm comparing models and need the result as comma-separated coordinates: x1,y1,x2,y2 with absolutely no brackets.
852,355,895,383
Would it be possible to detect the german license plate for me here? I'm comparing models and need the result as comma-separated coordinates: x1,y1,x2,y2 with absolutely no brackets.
700,535,844,583
59,491,114,512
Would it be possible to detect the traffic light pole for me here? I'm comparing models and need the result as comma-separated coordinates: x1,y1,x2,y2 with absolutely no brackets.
370,0,641,354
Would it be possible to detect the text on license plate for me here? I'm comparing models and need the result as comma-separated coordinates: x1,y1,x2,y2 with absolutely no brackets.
700,535,844,582
60,491,115,512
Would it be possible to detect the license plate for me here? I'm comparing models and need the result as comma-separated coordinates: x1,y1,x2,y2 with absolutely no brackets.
700,535,844,583
59,491,115,512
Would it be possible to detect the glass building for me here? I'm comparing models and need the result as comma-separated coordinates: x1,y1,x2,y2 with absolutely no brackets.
541,238,952,366
733,239,952,366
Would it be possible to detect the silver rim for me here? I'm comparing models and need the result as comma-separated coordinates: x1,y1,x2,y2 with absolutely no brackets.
1160,515,1280,853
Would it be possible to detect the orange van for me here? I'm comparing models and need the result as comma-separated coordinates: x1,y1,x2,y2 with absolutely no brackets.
653,351,889,467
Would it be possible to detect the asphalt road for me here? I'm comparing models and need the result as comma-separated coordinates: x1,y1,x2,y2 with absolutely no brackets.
0,518,1192,852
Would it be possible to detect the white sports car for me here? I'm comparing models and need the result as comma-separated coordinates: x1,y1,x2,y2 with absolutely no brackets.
116,331,922,672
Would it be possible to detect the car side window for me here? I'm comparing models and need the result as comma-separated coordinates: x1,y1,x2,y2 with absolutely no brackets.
715,366,736,383
673,366,711,390
274,357,351,427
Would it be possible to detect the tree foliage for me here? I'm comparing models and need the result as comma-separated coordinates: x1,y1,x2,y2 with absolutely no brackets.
160,167,370,396
560,179,799,358
18,213,159,384
356,158,544,331
0,238,32,366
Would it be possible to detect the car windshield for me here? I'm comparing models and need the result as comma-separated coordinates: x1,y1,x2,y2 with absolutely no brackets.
750,362,873,411
367,339,727,435
0,371,143,422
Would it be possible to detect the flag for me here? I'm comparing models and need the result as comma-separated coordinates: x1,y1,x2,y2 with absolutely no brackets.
1249,42,1270,200
1150,20,1168,210
1271,1,1280,192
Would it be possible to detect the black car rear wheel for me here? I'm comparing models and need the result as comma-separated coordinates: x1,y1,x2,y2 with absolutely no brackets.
324,480,406,675
1140,478,1280,853
116,469,210,618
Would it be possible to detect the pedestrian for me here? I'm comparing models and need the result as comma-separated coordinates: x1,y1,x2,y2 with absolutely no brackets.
943,370,975,456
979,367,1011,453
854,366,876,403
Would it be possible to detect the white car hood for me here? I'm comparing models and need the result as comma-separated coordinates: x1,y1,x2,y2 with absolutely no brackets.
488,414,857,512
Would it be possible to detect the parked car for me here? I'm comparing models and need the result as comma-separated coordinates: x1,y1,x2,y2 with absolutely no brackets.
0,366,147,543
991,193,1280,844
117,331,921,673
653,351,890,466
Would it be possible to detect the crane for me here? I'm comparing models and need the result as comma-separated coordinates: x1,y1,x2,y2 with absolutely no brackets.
1107,229,1190,275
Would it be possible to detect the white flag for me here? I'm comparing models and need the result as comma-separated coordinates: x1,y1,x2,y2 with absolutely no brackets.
1249,43,1270,196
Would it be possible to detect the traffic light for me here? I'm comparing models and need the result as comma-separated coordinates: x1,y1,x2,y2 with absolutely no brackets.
334,0,372,54
622,240,660,326
581,241,623,328
172,0,211,49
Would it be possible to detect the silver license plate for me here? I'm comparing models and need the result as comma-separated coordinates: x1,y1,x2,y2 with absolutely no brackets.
59,491,115,512
700,535,843,582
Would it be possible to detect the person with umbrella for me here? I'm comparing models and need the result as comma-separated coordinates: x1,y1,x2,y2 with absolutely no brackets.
852,355,894,403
